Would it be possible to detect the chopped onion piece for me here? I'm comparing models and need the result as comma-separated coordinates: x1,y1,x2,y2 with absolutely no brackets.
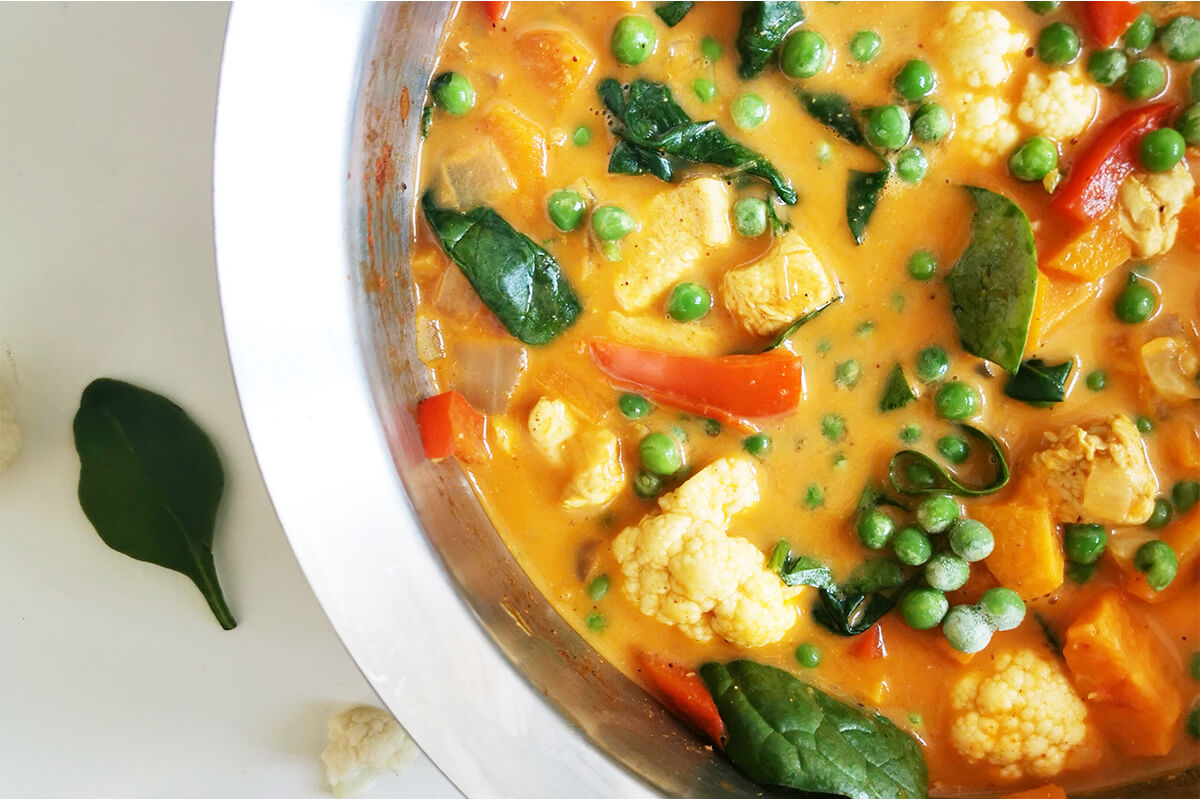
415,315,445,364
450,338,527,414
433,265,485,320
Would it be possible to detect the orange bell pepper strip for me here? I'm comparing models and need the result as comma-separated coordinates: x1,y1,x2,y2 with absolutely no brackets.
1048,103,1175,226
849,623,888,660
1079,2,1143,47
480,0,510,25
416,390,490,464
588,340,805,426
635,651,726,747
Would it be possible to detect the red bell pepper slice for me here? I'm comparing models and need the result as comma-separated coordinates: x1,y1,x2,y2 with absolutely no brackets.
1079,2,1143,47
480,0,510,25
416,390,490,464
849,624,888,660
1048,103,1175,226
635,651,726,747
588,340,805,426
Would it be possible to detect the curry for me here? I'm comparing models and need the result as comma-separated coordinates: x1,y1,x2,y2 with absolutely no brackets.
406,2,1200,796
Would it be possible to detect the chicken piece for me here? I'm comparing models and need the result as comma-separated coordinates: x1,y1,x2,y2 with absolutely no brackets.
1117,162,1196,257
1141,336,1200,402
1016,70,1098,143
614,177,733,312
722,230,840,337
562,429,624,509
1031,414,1158,525
527,397,577,463
516,29,596,104
439,138,516,208
606,310,721,356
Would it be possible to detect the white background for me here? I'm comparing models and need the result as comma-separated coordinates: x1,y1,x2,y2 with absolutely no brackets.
0,4,459,796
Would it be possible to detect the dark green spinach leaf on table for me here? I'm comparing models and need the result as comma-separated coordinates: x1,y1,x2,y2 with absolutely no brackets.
879,363,916,412
797,90,867,146
1005,358,1074,407
74,378,235,630
847,163,891,244
598,78,798,205
655,1,695,26
700,660,928,799
945,186,1039,373
422,192,582,345
735,2,804,78
888,424,1011,497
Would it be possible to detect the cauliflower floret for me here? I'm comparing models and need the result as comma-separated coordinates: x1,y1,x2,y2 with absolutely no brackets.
563,429,625,509
935,5,1030,89
615,177,732,311
606,310,721,356
1117,162,1196,257
320,705,416,798
1141,336,1200,402
950,650,1095,780
0,381,21,473
953,93,1021,165
1032,414,1158,525
528,397,577,463
1016,71,1098,142
613,457,798,647
722,230,840,337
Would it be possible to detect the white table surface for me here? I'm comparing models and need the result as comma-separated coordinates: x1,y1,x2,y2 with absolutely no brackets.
0,4,460,796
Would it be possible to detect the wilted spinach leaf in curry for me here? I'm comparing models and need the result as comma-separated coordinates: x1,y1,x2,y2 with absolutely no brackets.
847,163,891,244
735,2,804,78
654,1,695,26
1004,358,1074,408
797,90,867,146
888,424,1011,497
879,363,917,412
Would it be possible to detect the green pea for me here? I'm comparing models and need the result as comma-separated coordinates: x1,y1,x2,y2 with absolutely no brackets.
733,197,769,237
732,92,768,130
900,424,922,443
1160,15,1200,61
865,104,910,150
857,509,896,550
1193,67,1200,102
938,435,970,464
586,612,608,632
804,483,825,509
1141,127,1186,173
835,359,862,388
850,30,882,62
916,493,961,534
943,604,993,653
619,393,653,419
693,77,717,103
611,16,657,65
1189,707,1200,740
1067,562,1097,584
1173,479,1200,512
1037,22,1080,65
1124,58,1166,100
978,587,1025,632
912,102,951,142
1026,1,1060,13
894,59,936,102
1086,370,1107,391
915,345,949,381
906,461,938,489
667,282,712,322
1088,48,1128,86
925,552,971,592
949,519,994,562
639,432,682,476
897,147,928,183
1177,105,1200,147
1114,275,1157,323
893,525,933,566
1136,415,1155,433
700,36,723,61
592,205,636,241
1123,12,1156,52
434,72,476,115
1134,540,1178,591
908,250,938,281
821,413,846,441
900,587,949,630
1147,496,1174,529
547,189,587,231
742,433,772,456
1064,523,1107,565
573,126,593,147
781,30,828,78
847,559,905,594
1009,136,1058,182
935,381,981,420
633,469,664,499
587,574,610,601
795,642,821,668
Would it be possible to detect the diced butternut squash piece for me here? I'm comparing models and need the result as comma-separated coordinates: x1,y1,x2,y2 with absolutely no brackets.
1163,415,1200,471
1062,590,1183,756
975,487,1064,599
946,563,999,606
1122,505,1200,602
1039,209,1131,282
480,103,547,182
1176,195,1200,252
516,29,596,102
1004,784,1067,799
1027,272,1099,351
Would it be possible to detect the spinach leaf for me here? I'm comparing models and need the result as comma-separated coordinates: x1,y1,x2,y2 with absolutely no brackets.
422,192,582,345
888,424,1011,497
879,363,916,412
945,186,1039,373
814,572,919,637
796,90,866,146
1005,358,1073,408
73,378,235,630
700,660,928,798
762,295,840,351
771,544,836,590
735,2,804,78
765,200,792,234
598,78,798,204
856,483,908,513
847,163,890,244
420,104,433,138
655,1,695,26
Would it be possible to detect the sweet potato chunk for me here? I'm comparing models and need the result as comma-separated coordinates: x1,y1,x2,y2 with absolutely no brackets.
975,488,1064,599
1062,590,1183,756
1027,273,1097,351
480,103,547,182
516,29,596,102
1179,195,1200,252
1039,208,1131,282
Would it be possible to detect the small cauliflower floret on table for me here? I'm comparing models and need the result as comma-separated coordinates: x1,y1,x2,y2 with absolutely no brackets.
934,4,1029,89
1031,414,1158,525
1117,162,1196,257
1141,336,1200,402
722,229,840,337
949,649,1095,781
1016,71,1098,142
614,177,732,312
321,705,416,798
528,396,624,508
952,93,1020,166
606,310,721,356
613,457,798,648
